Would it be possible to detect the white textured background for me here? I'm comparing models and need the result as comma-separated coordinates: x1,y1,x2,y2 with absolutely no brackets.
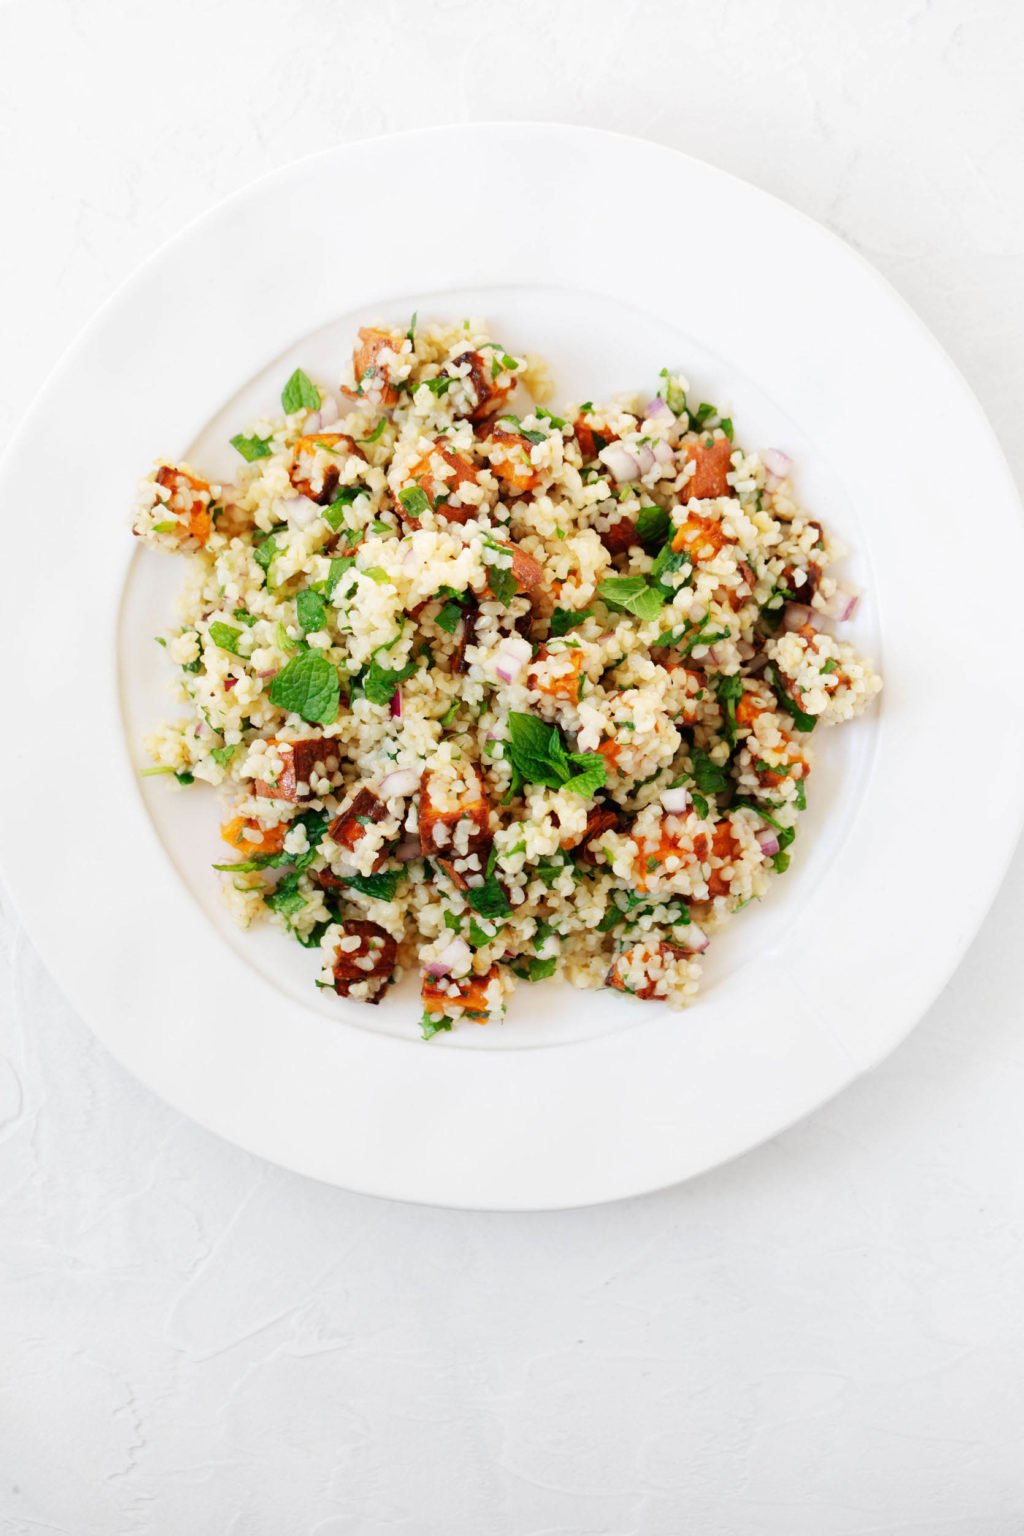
3,1,1024,1531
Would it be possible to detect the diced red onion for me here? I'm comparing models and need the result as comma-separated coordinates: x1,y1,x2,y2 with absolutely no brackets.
224,677,238,691
319,395,340,426
257,668,278,679
282,493,321,530
817,584,859,622
644,397,675,423
379,768,419,798
389,689,403,719
701,643,728,666
782,602,817,631
599,442,641,483
495,635,533,685
425,937,471,978
652,439,676,467
756,827,781,857
677,922,709,954
395,838,422,862
304,410,322,434
660,787,690,814
762,448,792,487
634,444,656,475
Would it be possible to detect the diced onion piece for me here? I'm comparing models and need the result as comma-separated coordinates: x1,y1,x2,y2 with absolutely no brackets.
599,442,640,483
818,584,859,622
634,444,656,475
660,787,690,814
379,768,419,798
395,838,421,862
756,827,781,857
676,922,709,953
652,438,676,466
319,395,340,426
304,410,322,434
425,938,472,978
762,448,792,486
782,602,817,631
389,689,403,719
644,396,674,423
495,635,533,684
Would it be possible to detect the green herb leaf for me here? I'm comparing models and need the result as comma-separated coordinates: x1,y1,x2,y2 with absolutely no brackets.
527,955,558,981
269,650,341,726
399,485,431,519
265,872,307,917
488,566,517,607
406,311,417,342
597,576,666,623
210,744,237,769
360,654,417,708
230,432,273,462
505,712,606,798
766,662,817,733
420,1011,453,1040
296,588,327,634
658,369,687,414
795,779,807,811
360,419,387,445
690,790,710,819
322,485,367,531
209,621,244,656
550,607,592,637
536,406,567,429
233,609,258,627
716,672,744,744
324,556,354,599
467,876,511,921
281,368,320,414
344,870,400,902
435,599,465,635
690,749,730,796
635,504,671,550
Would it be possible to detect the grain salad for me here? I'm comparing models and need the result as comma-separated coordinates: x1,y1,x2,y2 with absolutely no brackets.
134,317,882,1038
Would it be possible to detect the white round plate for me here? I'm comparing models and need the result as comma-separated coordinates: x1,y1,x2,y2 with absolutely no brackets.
1,126,1021,1210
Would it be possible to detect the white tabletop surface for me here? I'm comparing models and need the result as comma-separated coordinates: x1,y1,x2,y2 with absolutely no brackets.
3,2,1024,1531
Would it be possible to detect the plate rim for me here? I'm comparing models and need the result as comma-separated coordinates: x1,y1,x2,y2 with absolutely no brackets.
2,122,1023,1209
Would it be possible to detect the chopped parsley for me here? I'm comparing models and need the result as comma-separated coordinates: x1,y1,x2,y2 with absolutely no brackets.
344,870,401,902
765,662,817,733
715,673,744,744
467,875,511,921
264,871,307,917
550,607,592,637
399,485,431,519
488,565,517,607
420,1011,453,1040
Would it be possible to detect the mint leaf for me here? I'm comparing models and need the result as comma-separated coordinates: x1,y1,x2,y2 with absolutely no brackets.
361,655,417,708
269,650,340,725
281,368,320,414
562,754,607,797
420,1011,453,1040
296,588,327,634
505,712,605,798
635,504,670,549
597,576,666,623
324,556,354,598
230,433,273,462
210,743,237,769
436,599,465,634
209,621,244,656
322,485,367,532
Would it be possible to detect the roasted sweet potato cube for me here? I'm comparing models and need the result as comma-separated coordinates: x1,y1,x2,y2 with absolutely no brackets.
326,786,390,870
561,802,622,860
331,920,397,1002
449,349,514,423
220,816,288,856
680,434,733,501
607,941,687,1000
399,439,480,525
421,964,502,1018
253,738,342,801
290,432,365,506
418,771,492,868
154,465,213,546
487,424,540,494
573,415,617,461
348,327,403,407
